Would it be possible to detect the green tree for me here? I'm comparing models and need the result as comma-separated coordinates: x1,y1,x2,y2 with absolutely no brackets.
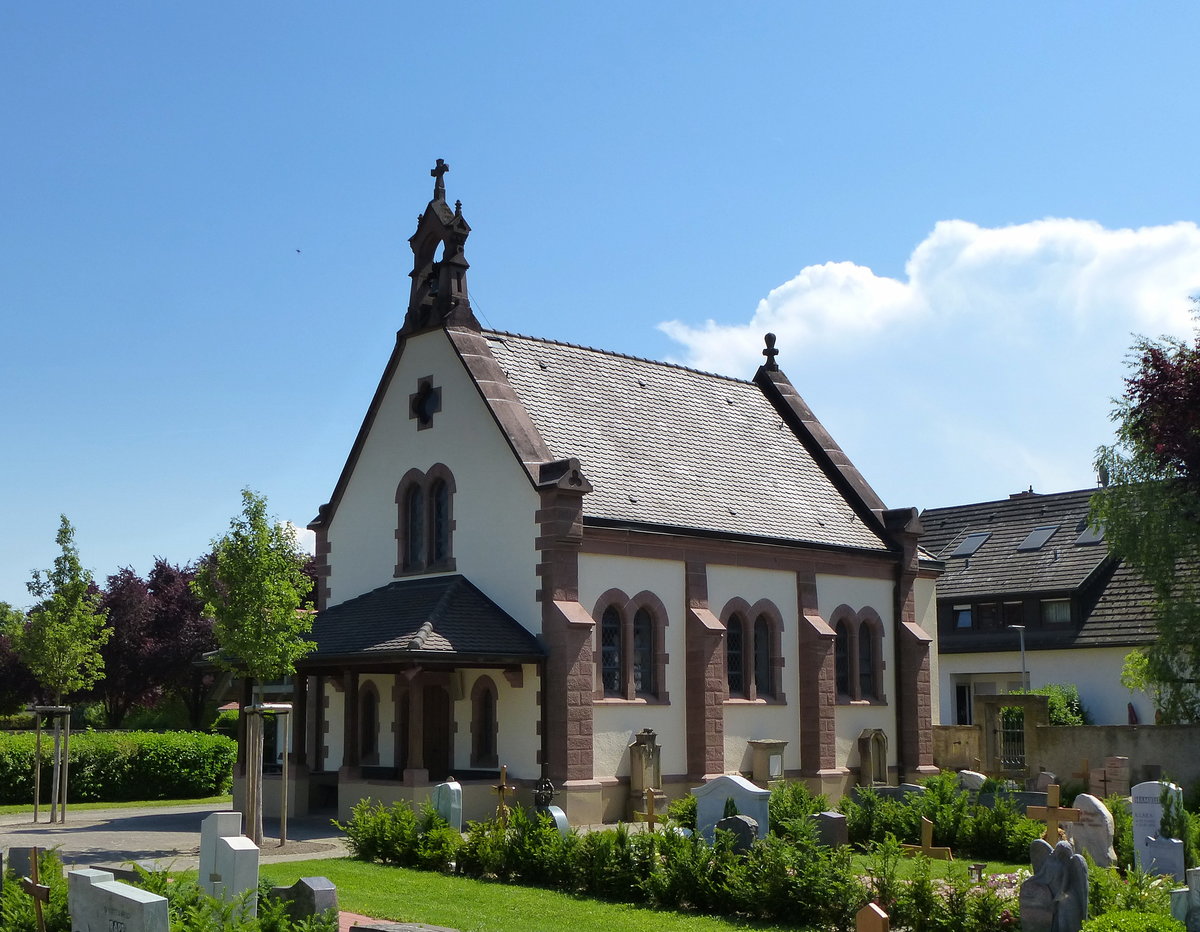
5,516,111,704
1093,316,1200,723
192,490,315,686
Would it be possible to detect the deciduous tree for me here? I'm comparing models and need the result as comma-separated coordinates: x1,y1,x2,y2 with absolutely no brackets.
1093,313,1200,723
147,558,216,729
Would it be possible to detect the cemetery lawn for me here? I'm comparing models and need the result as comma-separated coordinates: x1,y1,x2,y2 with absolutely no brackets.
261,858,795,932
849,854,1026,878
0,794,232,815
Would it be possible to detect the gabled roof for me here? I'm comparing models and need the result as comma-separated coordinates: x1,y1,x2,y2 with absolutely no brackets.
920,489,1110,598
305,575,544,666
477,330,891,552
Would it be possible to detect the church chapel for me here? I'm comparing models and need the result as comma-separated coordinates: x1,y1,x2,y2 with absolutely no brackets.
286,163,942,823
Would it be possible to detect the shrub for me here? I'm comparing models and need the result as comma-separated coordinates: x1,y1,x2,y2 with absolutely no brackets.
958,793,1044,862
0,847,71,932
840,785,920,848
665,791,696,829
768,779,828,836
1088,860,1175,917
1081,910,1184,932
0,730,234,804
211,708,240,739
1106,794,1135,870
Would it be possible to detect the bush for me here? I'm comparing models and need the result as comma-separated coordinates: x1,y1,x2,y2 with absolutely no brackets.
0,730,235,804
665,792,696,829
0,847,71,932
1081,910,1184,932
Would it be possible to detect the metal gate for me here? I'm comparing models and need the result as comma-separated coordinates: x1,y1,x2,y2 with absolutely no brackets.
998,706,1025,771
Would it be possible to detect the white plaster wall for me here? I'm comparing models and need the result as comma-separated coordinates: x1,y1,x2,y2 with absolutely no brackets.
323,681,345,772
579,554,688,778
361,674,395,764
723,704,802,773
325,329,541,629
938,646,1155,726
450,667,542,780
817,574,897,769
914,576,941,726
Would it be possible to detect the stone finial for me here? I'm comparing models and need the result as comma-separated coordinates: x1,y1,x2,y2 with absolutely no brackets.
762,332,779,370
431,158,450,200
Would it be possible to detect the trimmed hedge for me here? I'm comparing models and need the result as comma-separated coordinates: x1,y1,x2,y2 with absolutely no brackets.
0,730,235,803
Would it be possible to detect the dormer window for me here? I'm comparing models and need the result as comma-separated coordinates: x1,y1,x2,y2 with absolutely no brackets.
1017,525,1059,551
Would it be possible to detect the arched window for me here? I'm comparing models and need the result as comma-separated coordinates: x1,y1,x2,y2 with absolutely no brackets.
404,484,425,571
726,614,745,697
858,627,875,699
360,683,379,763
431,479,451,564
600,606,623,697
754,614,773,699
835,620,851,697
471,676,499,768
633,607,654,696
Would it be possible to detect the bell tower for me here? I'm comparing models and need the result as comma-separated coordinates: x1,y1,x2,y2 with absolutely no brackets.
401,158,479,334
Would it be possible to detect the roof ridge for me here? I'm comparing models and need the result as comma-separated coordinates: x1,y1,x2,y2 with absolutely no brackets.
922,488,1099,514
481,328,756,386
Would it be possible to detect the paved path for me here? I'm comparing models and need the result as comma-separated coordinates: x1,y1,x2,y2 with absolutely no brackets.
0,803,348,873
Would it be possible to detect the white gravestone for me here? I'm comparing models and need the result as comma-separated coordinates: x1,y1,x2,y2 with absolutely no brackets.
693,774,769,842
199,810,259,915
1066,794,1116,868
68,869,168,932
1131,780,1184,876
432,779,463,832
958,770,987,791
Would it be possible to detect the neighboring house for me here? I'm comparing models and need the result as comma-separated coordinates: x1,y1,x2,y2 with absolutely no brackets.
279,165,942,823
920,488,1158,727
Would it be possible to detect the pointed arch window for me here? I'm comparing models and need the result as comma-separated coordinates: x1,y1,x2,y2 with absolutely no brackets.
633,607,655,696
359,681,380,764
601,606,623,697
726,614,745,697
754,614,773,699
395,466,457,576
835,620,851,696
470,676,499,768
832,606,885,703
592,592,669,702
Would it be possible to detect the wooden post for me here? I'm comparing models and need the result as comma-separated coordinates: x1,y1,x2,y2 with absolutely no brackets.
1026,784,1081,843
32,710,42,822
60,712,71,822
19,847,50,932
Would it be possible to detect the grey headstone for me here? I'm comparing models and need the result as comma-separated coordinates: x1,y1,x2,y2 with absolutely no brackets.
1145,836,1186,883
714,814,758,853
813,810,848,848
536,805,570,837
1170,866,1200,932
67,869,169,932
958,770,987,791
7,847,36,880
349,924,460,932
693,774,769,842
1019,839,1088,932
198,810,243,893
978,790,1046,811
1132,781,1183,874
1065,794,1115,868
431,780,463,832
270,877,338,920
1032,771,1057,792
866,783,927,801
92,860,162,883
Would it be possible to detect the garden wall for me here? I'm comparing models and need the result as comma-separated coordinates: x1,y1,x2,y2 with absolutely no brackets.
1030,723,1200,788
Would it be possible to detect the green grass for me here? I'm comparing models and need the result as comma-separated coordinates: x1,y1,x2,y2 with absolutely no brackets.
261,858,797,932
849,853,1027,879
0,795,232,815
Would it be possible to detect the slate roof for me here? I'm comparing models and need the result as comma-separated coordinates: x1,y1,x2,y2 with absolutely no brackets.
482,331,890,552
306,575,544,665
920,488,1158,649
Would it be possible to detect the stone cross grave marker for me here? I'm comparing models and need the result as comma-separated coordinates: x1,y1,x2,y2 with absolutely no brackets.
68,869,169,932
693,774,769,843
198,810,260,915
856,901,889,932
18,847,50,932
1026,785,1081,844
1131,780,1185,878
1065,794,1116,868
269,877,339,922
901,816,953,860
432,778,463,831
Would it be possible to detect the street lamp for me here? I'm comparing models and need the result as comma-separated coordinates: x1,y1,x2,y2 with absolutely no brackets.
1011,625,1029,691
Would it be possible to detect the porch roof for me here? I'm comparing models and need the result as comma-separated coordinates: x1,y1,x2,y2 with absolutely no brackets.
304,574,544,667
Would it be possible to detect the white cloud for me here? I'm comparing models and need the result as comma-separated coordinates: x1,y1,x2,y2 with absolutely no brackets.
281,521,316,555
658,218,1200,509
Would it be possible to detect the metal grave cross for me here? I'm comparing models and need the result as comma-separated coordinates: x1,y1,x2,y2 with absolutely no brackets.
1026,784,1082,843
901,816,953,861
493,764,514,825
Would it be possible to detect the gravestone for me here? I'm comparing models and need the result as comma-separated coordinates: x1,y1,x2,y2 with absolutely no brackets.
1065,794,1116,868
813,810,848,848
856,901,889,932
432,779,463,832
7,847,36,881
1146,835,1187,883
270,877,338,921
198,810,259,915
978,789,1046,811
1032,771,1057,793
1131,780,1184,876
349,923,460,932
958,770,987,791
1170,866,1200,932
694,774,769,842
532,777,570,837
1019,839,1088,932
1105,756,1130,796
714,814,758,853
68,869,169,932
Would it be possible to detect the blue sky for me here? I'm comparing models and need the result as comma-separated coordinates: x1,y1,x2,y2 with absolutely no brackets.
3,3,1200,606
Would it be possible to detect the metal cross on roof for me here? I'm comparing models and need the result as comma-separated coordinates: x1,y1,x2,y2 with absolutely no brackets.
431,158,450,200
762,332,779,371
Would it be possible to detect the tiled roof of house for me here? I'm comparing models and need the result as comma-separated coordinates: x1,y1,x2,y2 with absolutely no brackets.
481,331,890,552
921,488,1158,649
307,575,545,664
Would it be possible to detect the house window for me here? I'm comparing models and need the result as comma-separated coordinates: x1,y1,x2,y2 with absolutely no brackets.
953,605,973,629
1003,602,1024,627
601,606,623,696
1041,599,1071,625
726,614,745,697
832,606,885,703
977,603,999,629
592,591,668,701
470,676,499,768
395,465,456,575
